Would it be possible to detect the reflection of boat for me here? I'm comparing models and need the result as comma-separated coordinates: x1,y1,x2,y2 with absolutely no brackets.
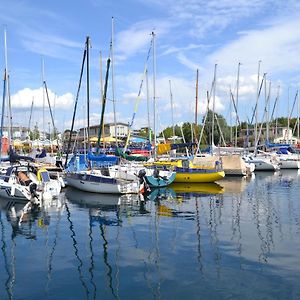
170,182,224,195
144,187,176,202
218,178,249,194
65,187,140,208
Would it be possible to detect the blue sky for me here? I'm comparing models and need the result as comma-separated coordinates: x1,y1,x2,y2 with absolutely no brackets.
1,0,300,134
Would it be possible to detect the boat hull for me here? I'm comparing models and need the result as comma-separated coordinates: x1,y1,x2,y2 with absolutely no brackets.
174,168,225,183
65,172,139,194
145,172,176,187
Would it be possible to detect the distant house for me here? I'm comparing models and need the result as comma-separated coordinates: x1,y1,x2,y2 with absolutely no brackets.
63,122,130,150
274,128,298,144
2,126,29,140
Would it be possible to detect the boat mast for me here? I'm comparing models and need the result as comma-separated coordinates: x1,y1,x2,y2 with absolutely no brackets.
146,69,151,144
297,90,300,143
86,36,90,150
152,31,157,159
266,81,271,142
0,29,8,157
7,73,13,144
169,80,175,139
211,64,217,148
254,60,261,155
42,58,45,142
64,42,87,168
287,86,290,143
111,17,118,146
99,50,106,149
235,62,241,147
275,85,280,140
97,58,111,149
194,69,199,145
28,97,34,139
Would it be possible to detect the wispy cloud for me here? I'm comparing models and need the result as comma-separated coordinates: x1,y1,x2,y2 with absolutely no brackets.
115,20,171,60
206,17,300,76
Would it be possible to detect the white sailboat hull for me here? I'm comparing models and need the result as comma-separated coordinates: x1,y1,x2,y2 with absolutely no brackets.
279,159,300,169
66,172,139,194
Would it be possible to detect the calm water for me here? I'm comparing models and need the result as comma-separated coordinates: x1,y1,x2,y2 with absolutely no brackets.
0,170,300,300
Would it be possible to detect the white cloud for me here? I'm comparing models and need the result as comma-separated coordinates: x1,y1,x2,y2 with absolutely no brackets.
11,87,74,109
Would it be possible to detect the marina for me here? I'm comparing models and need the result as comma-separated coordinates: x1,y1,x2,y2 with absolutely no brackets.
0,170,300,299
1,1,300,299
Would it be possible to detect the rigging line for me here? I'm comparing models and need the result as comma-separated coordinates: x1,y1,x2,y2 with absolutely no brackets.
64,46,87,168
123,37,153,152
270,85,280,122
43,81,56,131
230,90,241,126
196,90,211,154
288,90,298,120
196,69,216,154
97,58,111,150
28,98,34,136
250,73,266,125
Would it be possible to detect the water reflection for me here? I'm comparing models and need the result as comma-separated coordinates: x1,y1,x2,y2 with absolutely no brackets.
0,197,64,300
0,170,300,299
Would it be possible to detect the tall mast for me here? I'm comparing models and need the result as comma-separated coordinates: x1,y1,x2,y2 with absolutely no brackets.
195,69,199,126
3,29,12,144
287,86,290,143
7,74,13,143
111,17,118,145
169,80,175,138
86,36,90,150
275,85,280,140
229,86,233,144
211,64,217,148
0,29,8,157
152,31,157,159
146,69,151,143
42,57,45,141
297,90,299,141
235,62,241,147
266,81,271,142
254,60,261,155
194,69,199,145
99,50,105,148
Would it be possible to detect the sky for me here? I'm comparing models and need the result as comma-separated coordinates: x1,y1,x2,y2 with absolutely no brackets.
1,0,300,135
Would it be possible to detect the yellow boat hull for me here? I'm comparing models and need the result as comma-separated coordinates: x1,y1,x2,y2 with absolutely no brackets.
144,159,225,183
174,170,225,183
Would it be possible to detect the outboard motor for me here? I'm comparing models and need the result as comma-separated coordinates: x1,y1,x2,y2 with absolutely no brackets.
153,168,160,178
138,169,147,184
29,182,39,198
137,169,150,193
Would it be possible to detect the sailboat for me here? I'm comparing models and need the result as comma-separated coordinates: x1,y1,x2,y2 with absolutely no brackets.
65,37,140,194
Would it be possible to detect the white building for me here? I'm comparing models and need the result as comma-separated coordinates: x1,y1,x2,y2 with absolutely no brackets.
274,128,298,144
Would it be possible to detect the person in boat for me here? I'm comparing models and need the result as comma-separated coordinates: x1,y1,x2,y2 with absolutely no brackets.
17,171,39,198
36,148,47,158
